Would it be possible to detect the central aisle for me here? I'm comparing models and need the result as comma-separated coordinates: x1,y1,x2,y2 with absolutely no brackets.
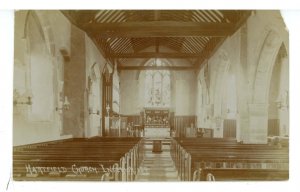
134,139,180,181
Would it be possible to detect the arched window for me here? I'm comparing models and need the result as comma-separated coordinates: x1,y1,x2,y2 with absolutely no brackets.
144,59,170,108
27,12,54,120
112,65,120,113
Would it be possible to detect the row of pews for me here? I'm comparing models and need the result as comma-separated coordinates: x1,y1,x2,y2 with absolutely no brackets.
171,137,289,181
13,137,144,181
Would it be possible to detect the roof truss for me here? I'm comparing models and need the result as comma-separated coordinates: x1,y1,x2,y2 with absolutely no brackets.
62,10,252,69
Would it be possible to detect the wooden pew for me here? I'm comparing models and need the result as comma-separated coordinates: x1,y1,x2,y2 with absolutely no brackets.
171,138,289,181
13,138,142,180
13,137,144,181
196,168,288,181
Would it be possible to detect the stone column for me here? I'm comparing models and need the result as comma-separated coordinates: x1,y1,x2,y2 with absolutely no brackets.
236,24,250,143
246,103,268,144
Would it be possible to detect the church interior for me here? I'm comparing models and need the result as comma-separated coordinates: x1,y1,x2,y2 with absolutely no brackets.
13,10,289,181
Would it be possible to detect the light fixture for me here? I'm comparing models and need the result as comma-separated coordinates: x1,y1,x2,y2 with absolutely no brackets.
275,90,289,110
13,96,32,105
13,89,32,106
275,100,287,110
56,96,70,111
276,101,283,109
89,108,100,115
215,116,222,122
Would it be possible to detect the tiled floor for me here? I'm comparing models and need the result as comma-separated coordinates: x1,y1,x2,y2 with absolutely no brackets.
134,140,180,181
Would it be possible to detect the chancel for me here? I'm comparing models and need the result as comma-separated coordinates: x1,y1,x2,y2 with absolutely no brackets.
13,10,289,181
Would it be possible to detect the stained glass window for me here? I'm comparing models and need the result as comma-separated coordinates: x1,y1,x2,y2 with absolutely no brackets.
144,60,170,108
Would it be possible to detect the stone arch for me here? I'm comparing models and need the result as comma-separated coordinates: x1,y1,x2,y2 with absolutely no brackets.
245,29,288,144
253,30,285,104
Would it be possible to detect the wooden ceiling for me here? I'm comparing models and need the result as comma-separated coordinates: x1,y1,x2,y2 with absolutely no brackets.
62,10,251,69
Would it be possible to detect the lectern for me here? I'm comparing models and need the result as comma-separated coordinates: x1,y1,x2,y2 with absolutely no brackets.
152,140,162,153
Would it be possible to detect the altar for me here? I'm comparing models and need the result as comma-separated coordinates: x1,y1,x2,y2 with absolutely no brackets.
144,109,170,128
144,108,170,138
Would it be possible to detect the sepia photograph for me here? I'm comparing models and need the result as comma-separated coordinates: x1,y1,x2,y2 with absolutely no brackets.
11,10,290,183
